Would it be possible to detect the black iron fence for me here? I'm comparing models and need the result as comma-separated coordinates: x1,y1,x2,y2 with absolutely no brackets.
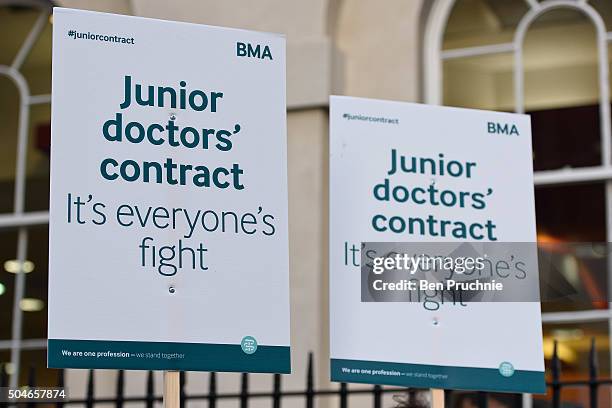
0,340,609,408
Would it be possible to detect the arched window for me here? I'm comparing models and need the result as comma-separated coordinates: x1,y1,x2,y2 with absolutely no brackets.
0,0,52,389
425,0,612,405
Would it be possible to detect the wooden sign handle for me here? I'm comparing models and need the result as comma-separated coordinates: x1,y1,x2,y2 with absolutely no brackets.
431,388,445,408
163,371,180,408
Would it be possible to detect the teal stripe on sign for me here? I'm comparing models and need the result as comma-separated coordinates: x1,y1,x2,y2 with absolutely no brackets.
48,339,290,373
331,358,545,394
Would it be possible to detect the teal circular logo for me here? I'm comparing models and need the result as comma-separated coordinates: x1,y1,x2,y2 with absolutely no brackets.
499,362,515,377
241,336,258,355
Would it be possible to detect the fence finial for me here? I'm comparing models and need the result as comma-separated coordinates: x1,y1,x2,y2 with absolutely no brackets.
209,372,217,408
180,371,186,408
589,337,598,408
306,352,314,408
116,370,124,408
552,340,561,408
0,364,7,388
145,371,154,408
86,370,94,408
28,365,36,387
27,366,36,408
57,369,65,387
240,372,249,408
339,382,348,408
373,385,382,408
272,373,281,408
56,370,65,408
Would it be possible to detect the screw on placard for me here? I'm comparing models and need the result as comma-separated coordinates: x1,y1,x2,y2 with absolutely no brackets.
170,113,176,121
168,286,176,294
432,317,439,326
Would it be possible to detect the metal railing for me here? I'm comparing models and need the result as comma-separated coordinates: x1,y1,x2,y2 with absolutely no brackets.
0,341,610,408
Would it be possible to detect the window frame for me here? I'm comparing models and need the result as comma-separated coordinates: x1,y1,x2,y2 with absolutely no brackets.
424,0,612,404
0,1,52,389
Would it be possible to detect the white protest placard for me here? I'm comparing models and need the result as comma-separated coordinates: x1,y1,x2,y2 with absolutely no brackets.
329,96,545,393
48,8,290,373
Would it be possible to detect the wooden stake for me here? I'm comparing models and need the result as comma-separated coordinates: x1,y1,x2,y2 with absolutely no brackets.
431,388,445,408
163,371,180,408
